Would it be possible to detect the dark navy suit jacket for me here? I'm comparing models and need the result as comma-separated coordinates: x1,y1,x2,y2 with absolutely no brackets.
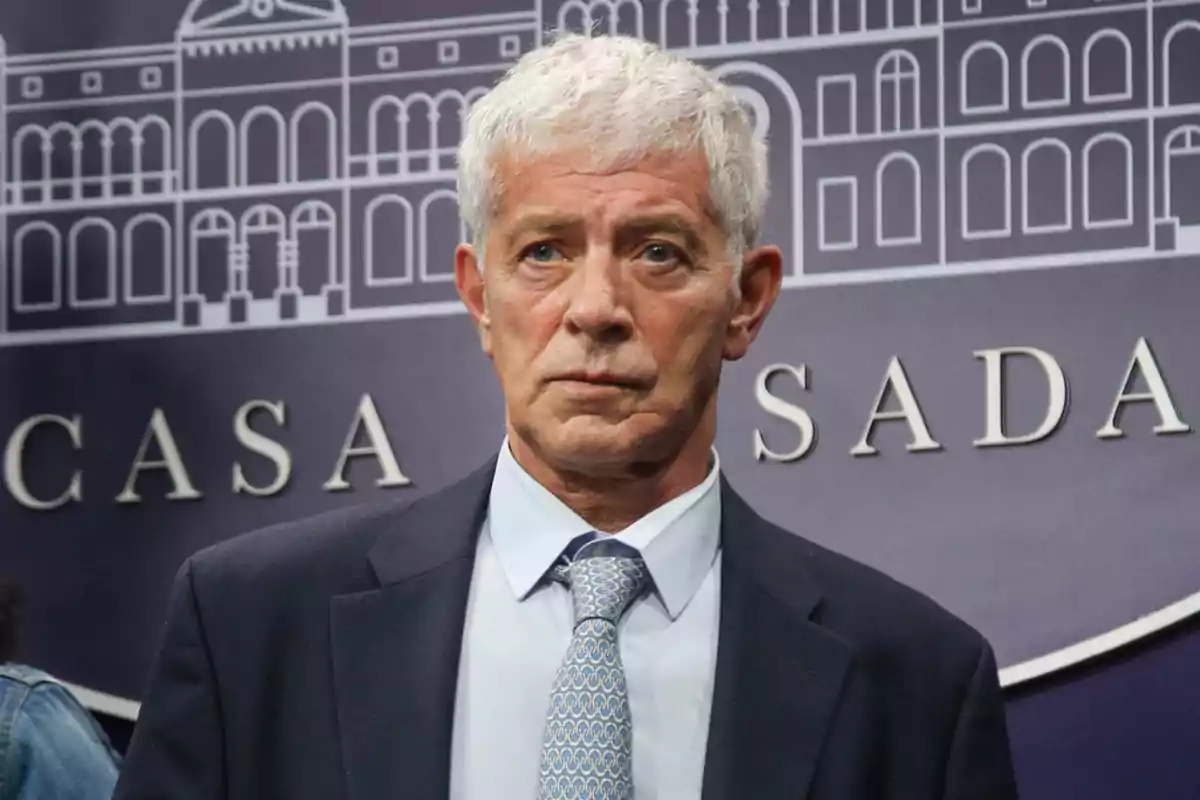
113,458,1020,799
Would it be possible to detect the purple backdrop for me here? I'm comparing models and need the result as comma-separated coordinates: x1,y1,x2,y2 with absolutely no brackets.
2,0,1198,795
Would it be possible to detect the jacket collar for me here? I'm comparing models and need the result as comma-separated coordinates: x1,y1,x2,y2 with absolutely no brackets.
330,458,853,800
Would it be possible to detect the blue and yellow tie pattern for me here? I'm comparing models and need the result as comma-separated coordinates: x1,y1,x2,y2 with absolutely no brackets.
538,537,649,800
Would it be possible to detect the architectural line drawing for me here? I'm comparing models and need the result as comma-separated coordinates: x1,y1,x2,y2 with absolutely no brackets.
961,143,1011,240
0,0,1196,347
1020,34,1069,110
817,73,857,138
1021,138,1073,235
1082,29,1132,104
1081,133,1134,231
818,175,858,252
876,151,921,247
961,41,1009,115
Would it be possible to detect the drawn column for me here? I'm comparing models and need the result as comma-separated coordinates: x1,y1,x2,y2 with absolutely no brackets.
227,242,251,324
332,26,350,318
276,238,300,320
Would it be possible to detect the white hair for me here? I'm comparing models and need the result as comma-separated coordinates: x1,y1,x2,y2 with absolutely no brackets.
456,33,769,264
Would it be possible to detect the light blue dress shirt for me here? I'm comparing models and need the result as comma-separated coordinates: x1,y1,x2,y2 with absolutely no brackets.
449,440,723,800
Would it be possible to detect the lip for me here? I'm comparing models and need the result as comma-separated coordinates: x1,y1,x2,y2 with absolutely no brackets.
550,372,647,389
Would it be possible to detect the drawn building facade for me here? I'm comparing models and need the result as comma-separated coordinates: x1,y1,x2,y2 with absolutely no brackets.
2,0,1200,346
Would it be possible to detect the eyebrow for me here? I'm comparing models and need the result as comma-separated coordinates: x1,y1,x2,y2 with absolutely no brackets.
505,212,707,254
617,215,706,254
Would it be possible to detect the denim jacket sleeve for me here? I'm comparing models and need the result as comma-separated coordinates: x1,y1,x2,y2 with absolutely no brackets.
0,665,122,800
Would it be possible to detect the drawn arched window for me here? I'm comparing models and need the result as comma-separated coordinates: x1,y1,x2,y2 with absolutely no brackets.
434,91,469,172
78,120,109,199
659,0,697,49
68,218,117,308
1163,22,1200,107
139,115,172,193
290,102,337,183
558,0,644,38
365,195,414,286
189,111,235,189
876,50,920,132
876,152,921,246
961,42,1009,114
190,209,236,301
420,189,466,282
291,200,337,293
1022,139,1072,233
1083,134,1133,229
1084,30,1132,104
48,123,77,202
961,144,1010,239
108,118,139,197
403,93,436,174
733,86,770,142
124,214,172,304
1164,125,1200,227
1022,36,1069,109
241,204,287,299
368,95,404,176
14,221,62,311
240,107,286,186
14,125,51,203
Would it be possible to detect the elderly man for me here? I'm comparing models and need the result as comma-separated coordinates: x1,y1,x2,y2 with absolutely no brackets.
114,34,1019,800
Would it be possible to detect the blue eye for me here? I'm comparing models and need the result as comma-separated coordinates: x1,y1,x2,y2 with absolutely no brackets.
641,243,683,265
525,242,561,261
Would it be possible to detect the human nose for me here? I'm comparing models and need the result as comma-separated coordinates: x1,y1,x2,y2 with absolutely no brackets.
562,249,634,341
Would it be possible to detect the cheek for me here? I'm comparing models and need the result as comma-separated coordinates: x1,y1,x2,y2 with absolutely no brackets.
647,309,725,377
491,300,559,370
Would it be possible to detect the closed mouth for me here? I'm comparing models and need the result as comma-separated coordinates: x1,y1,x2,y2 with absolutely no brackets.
552,373,646,389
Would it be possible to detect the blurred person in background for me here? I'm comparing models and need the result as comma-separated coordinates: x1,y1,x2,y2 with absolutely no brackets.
0,579,121,799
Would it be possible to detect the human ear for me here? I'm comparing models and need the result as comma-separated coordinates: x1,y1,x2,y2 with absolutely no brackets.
723,245,783,361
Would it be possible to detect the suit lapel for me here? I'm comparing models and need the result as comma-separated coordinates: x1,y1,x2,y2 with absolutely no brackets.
702,480,855,800
330,459,496,800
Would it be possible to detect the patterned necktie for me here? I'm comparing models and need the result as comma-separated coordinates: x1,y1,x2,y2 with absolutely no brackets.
538,535,650,800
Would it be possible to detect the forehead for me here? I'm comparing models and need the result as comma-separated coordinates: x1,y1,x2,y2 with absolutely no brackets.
489,148,720,232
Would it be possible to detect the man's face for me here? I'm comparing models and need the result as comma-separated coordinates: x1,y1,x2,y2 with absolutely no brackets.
455,147,781,477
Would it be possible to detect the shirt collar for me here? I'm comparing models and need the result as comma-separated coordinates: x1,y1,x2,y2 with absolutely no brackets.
487,437,722,620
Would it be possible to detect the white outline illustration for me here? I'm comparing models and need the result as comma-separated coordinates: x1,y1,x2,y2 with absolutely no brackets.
876,151,921,246
960,40,1008,115
1020,138,1072,234
1020,34,1069,110
2,0,1192,348
817,73,856,138
961,143,1011,240
1083,29,1132,105
818,175,858,251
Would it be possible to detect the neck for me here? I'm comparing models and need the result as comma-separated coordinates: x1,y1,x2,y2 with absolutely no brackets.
507,418,716,533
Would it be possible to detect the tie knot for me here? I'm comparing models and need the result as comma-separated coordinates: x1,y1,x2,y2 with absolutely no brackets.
556,537,649,626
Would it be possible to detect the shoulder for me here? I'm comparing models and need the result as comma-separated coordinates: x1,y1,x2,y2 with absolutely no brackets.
181,489,436,623
0,666,100,736
736,499,990,672
0,665,120,795
186,493,417,590
182,459,493,607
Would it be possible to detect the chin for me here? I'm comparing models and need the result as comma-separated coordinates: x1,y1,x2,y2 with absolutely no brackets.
527,416,677,473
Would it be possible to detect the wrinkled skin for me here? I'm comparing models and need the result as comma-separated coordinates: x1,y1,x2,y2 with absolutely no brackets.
455,148,782,530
